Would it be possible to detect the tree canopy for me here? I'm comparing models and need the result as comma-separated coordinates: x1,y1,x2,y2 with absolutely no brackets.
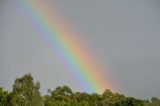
0,73,159,106
10,73,42,106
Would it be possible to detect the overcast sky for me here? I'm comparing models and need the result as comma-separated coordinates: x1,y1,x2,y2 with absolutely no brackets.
0,0,160,99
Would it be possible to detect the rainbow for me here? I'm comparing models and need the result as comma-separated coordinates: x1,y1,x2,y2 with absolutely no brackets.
14,0,113,93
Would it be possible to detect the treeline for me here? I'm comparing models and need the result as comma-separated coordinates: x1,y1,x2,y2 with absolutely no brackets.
0,73,160,106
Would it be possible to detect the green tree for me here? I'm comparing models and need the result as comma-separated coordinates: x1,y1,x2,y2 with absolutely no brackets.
45,86,73,106
150,97,160,106
1,73,160,106
10,73,42,106
101,89,116,106
49,85,72,97
124,97,144,106
0,88,9,106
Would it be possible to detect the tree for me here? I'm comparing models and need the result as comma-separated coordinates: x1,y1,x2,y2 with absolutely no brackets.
1,73,160,106
45,86,73,106
10,73,42,106
101,89,116,106
150,97,160,106
0,88,9,106
49,85,73,97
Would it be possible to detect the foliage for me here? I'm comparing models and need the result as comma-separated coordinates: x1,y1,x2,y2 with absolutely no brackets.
0,73,160,106
10,73,42,106
0,88,9,106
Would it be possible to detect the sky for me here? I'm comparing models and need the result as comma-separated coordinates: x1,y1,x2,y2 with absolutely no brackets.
0,0,160,99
